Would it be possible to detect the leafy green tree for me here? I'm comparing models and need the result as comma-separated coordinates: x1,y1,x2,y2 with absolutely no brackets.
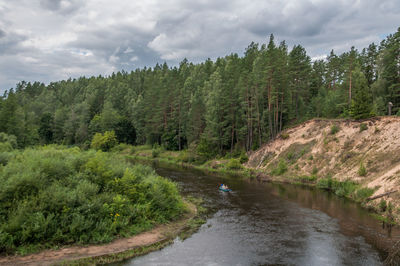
91,130,118,151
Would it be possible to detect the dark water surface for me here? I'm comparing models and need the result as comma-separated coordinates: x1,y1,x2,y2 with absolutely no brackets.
124,164,400,266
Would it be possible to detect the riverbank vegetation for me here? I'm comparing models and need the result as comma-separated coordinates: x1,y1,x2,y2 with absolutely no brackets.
0,146,185,255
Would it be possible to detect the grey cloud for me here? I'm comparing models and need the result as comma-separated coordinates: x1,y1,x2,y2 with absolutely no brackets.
40,0,82,15
0,31,28,54
0,0,399,93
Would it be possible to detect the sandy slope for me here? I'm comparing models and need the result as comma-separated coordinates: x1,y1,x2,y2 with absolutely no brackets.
247,117,400,209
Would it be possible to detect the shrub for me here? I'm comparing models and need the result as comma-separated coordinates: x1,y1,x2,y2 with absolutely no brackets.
312,166,318,175
379,199,387,212
271,159,287,176
196,138,217,160
397,109,400,117
239,152,249,164
298,175,317,183
359,123,368,132
0,152,12,166
355,187,374,202
330,124,340,135
0,142,13,152
281,133,290,140
358,162,367,176
0,133,17,149
226,158,242,170
91,131,118,151
151,144,162,158
0,146,184,254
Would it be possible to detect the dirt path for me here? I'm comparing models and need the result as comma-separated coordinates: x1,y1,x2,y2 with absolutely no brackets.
0,203,197,266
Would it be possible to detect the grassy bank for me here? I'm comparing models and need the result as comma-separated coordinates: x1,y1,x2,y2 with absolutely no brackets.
57,197,206,266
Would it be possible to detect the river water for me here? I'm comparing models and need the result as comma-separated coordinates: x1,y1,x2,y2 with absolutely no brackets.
123,164,400,266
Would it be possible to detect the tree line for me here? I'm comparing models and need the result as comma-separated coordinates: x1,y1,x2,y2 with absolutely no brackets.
0,28,399,155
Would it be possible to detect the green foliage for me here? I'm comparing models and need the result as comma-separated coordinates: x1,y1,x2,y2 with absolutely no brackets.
354,187,374,202
359,123,368,132
0,146,184,254
91,131,118,152
330,124,340,135
379,199,387,212
396,109,400,117
225,158,242,170
317,177,374,202
239,152,249,164
316,177,333,190
271,159,288,176
317,178,357,197
0,152,13,166
281,133,290,140
297,175,317,183
358,162,367,176
0,133,17,152
151,144,162,158
196,138,217,160
312,166,318,175
350,69,374,120
38,113,54,144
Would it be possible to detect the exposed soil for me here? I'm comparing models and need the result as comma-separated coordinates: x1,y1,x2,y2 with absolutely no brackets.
0,202,197,266
246,117,400,216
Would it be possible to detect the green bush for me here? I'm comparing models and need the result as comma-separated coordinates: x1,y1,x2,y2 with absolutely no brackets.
317,178,357,198
358,162,367,176
317,177,333,190
0,142,13,152
359,123,368,132
298,175,317,183
355,187,374,202
0,146,184,254
379,199,387,212
0,152,12,166
91,131,118,151
239,152,248,164
151,144,162,158
196,138,217,160
226,158,242,170
396,109,400,117
0,133,17,149
281,133,290,140
271,159,288,176
330,124,340,135
312,166,318,175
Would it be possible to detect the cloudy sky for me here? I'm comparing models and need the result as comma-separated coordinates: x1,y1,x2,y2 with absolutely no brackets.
0,0,399,93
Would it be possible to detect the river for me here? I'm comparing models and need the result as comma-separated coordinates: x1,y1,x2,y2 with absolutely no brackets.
122,164,400,265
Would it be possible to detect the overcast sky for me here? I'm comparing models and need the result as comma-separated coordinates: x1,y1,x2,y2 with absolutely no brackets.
0,0,399,93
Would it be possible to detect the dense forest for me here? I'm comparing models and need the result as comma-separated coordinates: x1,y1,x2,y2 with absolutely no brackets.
0,28,399,156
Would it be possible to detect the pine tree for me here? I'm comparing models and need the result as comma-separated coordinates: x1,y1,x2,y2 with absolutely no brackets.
350,69,373,119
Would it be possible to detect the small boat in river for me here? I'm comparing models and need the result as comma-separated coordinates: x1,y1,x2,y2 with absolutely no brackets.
219,184,232,192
